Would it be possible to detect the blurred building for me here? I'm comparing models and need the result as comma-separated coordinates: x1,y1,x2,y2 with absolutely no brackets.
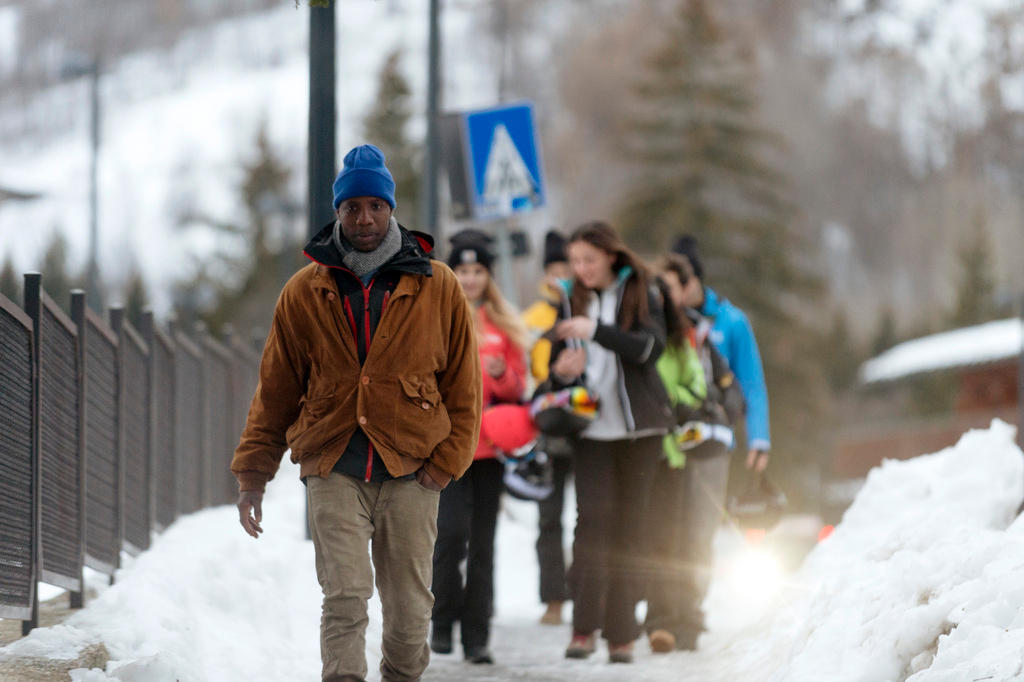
825,318,1022,520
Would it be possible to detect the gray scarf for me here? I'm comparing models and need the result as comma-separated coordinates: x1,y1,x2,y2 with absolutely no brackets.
332,216,402,277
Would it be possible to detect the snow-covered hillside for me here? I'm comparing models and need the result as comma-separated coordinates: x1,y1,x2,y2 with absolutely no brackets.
2,421,1023,680
0,1,508,314
811,0,1024,171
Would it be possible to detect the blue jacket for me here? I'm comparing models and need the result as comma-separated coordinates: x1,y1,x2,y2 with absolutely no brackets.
700,287,770,452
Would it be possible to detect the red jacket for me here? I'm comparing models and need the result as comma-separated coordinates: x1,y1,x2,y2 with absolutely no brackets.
475,307,526,460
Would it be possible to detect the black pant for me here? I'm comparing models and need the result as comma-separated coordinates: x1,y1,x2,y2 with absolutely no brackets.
570,436,660,644
644,448,729,639
536,455,572,603
431,457,504,650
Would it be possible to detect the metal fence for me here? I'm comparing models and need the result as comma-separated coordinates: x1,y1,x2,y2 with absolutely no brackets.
0,274,259,634
0,296,36,624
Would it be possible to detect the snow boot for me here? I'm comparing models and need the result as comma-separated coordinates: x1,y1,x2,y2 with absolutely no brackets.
608,641,635,663
565,631,597,659
430,624,453,654
648,629,676,653
464,645,494,664
540,601,563,625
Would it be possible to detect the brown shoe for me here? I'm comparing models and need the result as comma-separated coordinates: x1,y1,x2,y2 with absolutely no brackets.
565,631,597,659
608,640,634,663
649,629,676,653
540,601,563,625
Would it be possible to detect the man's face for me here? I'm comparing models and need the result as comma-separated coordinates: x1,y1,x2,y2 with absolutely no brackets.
336,196,392,252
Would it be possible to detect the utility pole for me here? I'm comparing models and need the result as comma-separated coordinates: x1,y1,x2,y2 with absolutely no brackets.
306,1,335,541
85,62,101,311
308,2,336,238
420,0,442,238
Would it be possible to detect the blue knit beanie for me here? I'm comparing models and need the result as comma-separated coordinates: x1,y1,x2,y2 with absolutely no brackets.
332,144,396,209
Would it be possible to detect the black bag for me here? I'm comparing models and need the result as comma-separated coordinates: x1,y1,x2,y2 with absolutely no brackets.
503,448,555,501
727,472,787,531
530,293,599,437
529,382,599,437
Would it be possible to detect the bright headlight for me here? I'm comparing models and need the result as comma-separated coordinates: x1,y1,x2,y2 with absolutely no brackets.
724,545,784,602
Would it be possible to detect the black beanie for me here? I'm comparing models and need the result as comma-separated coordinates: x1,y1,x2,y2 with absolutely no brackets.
448,229,495,271
542,230,567,267
670,234,704,280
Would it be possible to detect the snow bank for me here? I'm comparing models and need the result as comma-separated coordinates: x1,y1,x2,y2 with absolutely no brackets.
728,420,1024,681
2,465,327,681
4,421,1024,681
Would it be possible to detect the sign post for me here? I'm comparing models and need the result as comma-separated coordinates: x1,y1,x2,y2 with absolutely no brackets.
444,102,545,304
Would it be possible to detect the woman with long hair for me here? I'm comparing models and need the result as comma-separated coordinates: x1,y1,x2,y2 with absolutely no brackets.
430,230,528,665
550,220,674,664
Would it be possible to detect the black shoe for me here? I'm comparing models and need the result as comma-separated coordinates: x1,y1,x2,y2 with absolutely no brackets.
430,625,453,654
464,645,494,664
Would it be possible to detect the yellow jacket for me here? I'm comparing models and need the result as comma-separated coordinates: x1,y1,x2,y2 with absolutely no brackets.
522,286,561,383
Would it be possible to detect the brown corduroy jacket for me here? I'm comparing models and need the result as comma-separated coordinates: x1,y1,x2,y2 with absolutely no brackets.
230,254,482,493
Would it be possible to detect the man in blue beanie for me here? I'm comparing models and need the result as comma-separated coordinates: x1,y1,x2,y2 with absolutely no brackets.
233,143,482,682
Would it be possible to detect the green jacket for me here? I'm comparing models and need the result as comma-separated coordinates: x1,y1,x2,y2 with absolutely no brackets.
656,341,706,467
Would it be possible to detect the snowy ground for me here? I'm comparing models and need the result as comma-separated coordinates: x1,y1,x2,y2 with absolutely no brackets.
2,420,1024,681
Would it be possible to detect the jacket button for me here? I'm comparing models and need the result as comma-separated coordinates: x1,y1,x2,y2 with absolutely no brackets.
327,292,336,301
361,376,370,385
421,402,430,410
358,416,367,425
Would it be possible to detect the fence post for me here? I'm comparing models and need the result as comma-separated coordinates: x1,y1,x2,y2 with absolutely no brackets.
21,274,42,634
138,310,157,534
195,322,212,510
68,291,88,609
108,307,127,580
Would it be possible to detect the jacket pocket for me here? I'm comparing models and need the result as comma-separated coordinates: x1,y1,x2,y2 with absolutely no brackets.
300,393,336,418
395,376,450,458
287,393,339,451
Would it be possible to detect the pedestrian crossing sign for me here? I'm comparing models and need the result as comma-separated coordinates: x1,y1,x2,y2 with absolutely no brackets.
461,102,546,221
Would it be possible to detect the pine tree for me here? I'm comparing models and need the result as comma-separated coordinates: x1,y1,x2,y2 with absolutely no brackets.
825,310,862,392
39,231,82,313
362,49,420,224
174,123,303,336
949,210,999,328
0,255,19,303
615,0,828,509
870,307,898,356
122,268,149,331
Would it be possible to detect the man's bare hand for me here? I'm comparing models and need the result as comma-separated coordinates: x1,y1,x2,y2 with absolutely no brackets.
237,490,264,538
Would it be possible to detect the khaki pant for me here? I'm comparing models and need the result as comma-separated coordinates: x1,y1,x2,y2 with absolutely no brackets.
307,473,440,682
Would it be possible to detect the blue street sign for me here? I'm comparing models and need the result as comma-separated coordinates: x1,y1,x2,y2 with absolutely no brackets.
460,102,545,221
